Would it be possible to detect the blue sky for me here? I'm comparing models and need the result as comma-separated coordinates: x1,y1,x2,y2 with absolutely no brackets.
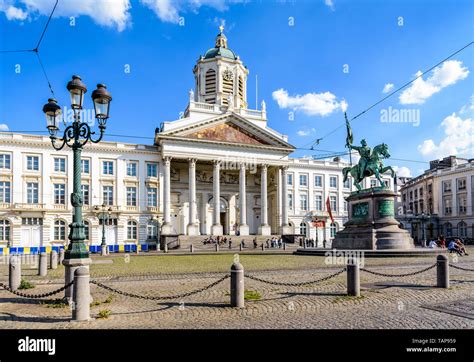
0,0,473,177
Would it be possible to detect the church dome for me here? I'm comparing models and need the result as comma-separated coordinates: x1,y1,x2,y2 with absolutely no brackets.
203,26,237,60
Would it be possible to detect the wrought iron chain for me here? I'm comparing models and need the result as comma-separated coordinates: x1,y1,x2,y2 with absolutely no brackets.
0,281,73,299
450,264,474,272
360,263,437,277
90,275,230,301
245,268,346,287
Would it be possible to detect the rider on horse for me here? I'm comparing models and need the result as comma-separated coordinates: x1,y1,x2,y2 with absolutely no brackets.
349,139,371,180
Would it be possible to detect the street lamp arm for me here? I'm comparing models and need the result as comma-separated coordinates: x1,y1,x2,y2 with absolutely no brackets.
89,124,105,144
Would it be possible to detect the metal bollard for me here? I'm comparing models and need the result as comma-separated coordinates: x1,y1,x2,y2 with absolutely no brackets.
9,255,21,290
283,243,286,251
190,244,194,253
239,244,243,251
50,250,58,270
261,244,265,251
347,258,360,296
38,252,47,276
303,241,307,249
59,248,65,264
230,262,244,308
437,255,449,288
72,267,91,322
164,243,168,253
215,243,219,252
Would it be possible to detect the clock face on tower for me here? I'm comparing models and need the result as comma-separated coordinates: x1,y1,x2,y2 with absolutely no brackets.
223,69,233,81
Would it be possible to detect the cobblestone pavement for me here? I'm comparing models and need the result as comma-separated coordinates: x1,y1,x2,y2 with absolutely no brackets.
1,258,474,329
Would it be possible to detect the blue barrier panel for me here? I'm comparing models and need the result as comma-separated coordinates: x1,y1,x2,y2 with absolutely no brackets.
124,244,131,252
30,247,38,254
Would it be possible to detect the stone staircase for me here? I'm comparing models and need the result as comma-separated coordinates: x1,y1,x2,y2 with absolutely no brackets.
176,235,298,252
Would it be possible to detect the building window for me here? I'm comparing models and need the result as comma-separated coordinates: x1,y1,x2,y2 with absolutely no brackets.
54,220,66,241
127,162,137,177
314,175,323,187
102,161,114,175
147,163,157,178
370,179,377,188
299,174,308,187
419,200,424,214
384,180,390,188
344,200,348,212
147,221,158,240
414,189,418,199
444,198,452,215
27,182,39,204
287,173,293,186
103,186,114,206
299,222,307,237
147,187,157,207
458,222,467,238
419,187,423,197
0,219,10,241
343,178,350,189
330,195,337,212
288,193,293,210
22,218,43,225
126,187,137,206
0,154,11,169
444,222,453,237
457,178,466,191
53,184,66,205
458,196,467,214
443,181,451,193
54,157,66,173
81,159,90,174
314,194,323,211
330,222,338,238
0,182,11,203
127,220,138,240
81,184,90,205
26,156,39,171
300,193,308,211
329,176,337,188
83,220,90,241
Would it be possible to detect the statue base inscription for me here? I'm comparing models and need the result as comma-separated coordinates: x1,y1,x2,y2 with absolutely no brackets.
332,188,414,250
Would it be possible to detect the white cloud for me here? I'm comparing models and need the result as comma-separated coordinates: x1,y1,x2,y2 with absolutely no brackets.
297,130,310,136
0,124,9,131
399,60,469,105
459,94,474,115
417,112,473,159
382,83,394,94
141,0,247,23
324,0,335,10
4,5,27,20
393,166,412,177
1,0,131,31
272,88,348,117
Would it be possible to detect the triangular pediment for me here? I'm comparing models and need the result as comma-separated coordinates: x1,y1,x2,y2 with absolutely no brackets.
157,113,294,150
184,122,270,145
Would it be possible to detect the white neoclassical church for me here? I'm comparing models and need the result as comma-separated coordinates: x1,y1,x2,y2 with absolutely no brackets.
0,28,395,251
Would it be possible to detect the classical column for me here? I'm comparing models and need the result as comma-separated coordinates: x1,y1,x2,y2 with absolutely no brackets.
161,156,173,235
258,164,271,235
211,161,223,235
238,162,249,236
280,166,292,235
187,158,200,235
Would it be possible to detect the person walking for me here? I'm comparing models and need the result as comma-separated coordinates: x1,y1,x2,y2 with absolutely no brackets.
323,239,327,248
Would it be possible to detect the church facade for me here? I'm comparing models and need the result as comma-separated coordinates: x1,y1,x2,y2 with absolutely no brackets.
0,29,394,250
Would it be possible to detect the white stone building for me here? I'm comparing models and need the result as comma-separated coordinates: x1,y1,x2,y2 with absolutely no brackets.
399,156,474,242
0,28,396,250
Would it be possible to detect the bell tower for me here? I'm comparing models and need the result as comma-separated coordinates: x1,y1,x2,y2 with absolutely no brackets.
193,26,249,109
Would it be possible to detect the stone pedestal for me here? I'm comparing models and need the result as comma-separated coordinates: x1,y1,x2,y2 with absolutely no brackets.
258,224,271,236
280,224,294,235
332,188,414,250
186,223,200,236
63,257,92,302
238,224,249,236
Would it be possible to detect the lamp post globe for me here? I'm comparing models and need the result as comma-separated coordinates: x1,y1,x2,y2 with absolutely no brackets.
42,98,61,137
91,83,112,125
66,75,87,110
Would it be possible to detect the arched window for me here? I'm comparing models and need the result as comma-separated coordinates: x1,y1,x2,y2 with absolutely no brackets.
127,220,137,240
147,220,158,241
299,222,307,237
205,69,216,103
444,222,453,237
458,221,467,238
54,220,66,241
0,219,10,241
330,222,338,238
83,220,90,241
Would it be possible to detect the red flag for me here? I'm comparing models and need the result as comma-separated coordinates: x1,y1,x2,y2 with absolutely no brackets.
326,196,334,224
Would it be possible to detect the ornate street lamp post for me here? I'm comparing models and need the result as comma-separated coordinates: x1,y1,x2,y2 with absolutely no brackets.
43,75,112,301
95,204,112,256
